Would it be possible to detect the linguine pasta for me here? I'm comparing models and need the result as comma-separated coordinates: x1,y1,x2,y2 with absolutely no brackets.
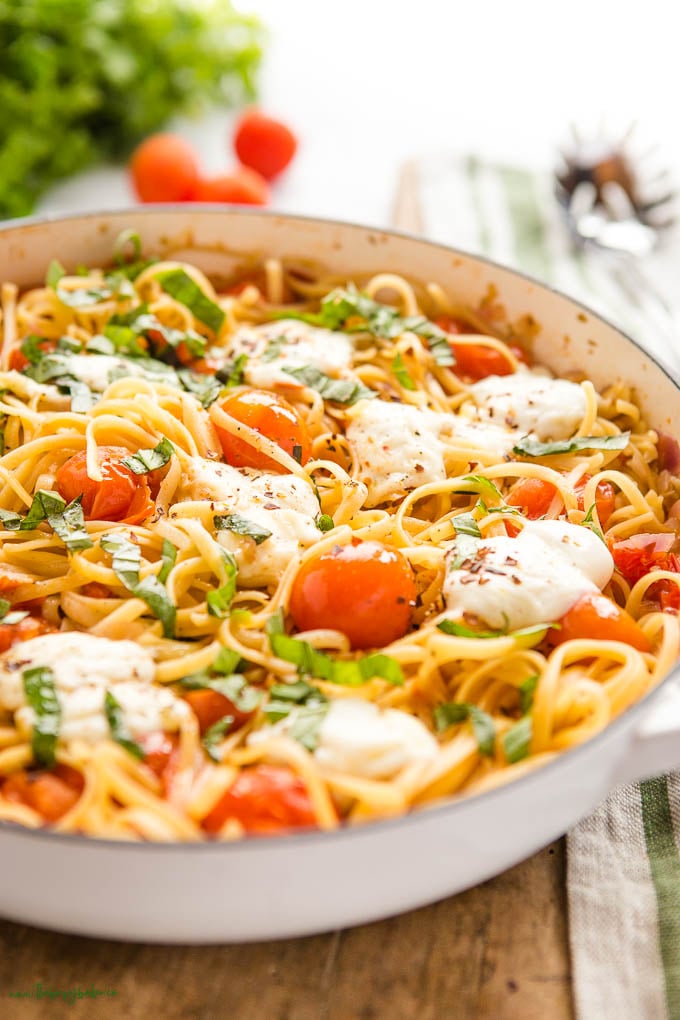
0,237,677,842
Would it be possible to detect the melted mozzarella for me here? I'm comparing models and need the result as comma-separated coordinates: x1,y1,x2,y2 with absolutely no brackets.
0,632,188,744
346,400,513,508
315,699,439,780
175,457,320,588
226,319,354,389
469,372,587,441
65,354,178,392
442,520,614,630
249,698,439,780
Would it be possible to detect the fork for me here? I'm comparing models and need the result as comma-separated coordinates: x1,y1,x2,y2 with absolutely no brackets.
554,129,680,369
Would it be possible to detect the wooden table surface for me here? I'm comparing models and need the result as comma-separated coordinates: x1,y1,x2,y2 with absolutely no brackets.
0,839,573,1020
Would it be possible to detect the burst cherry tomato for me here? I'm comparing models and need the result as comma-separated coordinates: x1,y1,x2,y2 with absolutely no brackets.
202,764,317,835
194,167,270,206
506,475,616,527
610,533,679,585
289,539,416,650
55,447,154,524
3,764,84,823
233,110,298,180
183,689,255,735
129,133,200,202
435,317,527,380
552,592,650,652
216,389,311,471
0,614,52,654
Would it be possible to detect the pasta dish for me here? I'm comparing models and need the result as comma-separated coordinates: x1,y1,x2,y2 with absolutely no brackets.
0,232,677,841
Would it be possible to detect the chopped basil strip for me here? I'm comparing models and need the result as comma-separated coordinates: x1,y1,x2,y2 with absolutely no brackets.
216,353,248,388
282,365,376,405
512,433,630,458
19,335,49,364
113,229,142,265
105,304,207,359
266,617,403,687
518,674,539,715
180,672,261,715
288,285,455,366
206,548,238,618
121,437,175,474
437,618,556,643
582,503,606,543
177,368,222,408
23,666,61,768
4,490,93,550
287,702,330,752
452,512,481,538
156,269,225,335
433,701,495,756
202,715,236,762
213,647,243,676
0,599,28,625
46,259,65,288
315,513,334,532
391,352,416,390
502,715,533,764
101,533,176,637
457,475,502,499
158,539,178,584
214,514,272,545
104,690,144,760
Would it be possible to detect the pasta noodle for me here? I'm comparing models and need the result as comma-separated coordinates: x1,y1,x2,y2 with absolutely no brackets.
0,237,677,843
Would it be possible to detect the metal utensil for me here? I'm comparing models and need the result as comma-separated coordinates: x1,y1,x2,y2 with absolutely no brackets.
555,127,680,366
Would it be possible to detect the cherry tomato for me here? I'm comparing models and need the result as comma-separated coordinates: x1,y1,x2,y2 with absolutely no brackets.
289,539,416,650
0,614,52,654
610,533,679,585
129,133,200,203
183,688,255,735
3,764,84,823
202,764,317,835
435,317,527,380
507,478,557,519
233,110,298,180
9,338,57,373
55,447,154,524
650,580,680,613
573,475,616,528
194,167,270,206
216,389,311,471
136,732,180,797
553,592,650,652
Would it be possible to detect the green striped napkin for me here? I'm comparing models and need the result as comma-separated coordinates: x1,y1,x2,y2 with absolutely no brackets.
413,153,680,1020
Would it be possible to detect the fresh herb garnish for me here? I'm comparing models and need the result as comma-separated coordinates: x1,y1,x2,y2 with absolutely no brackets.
104,690,144,760
433,701,496,756
282,365,376,405
206,547,238,618
456,475,503,499
261,336,288,362
391,351,416,390
266,613,403,687
315,514,334,532
101,532,176,637
121,438,174,474
582,503,606,543
437,618,556,644
452,512,482,538
202,715,236,762
512,433,630,458
180,672,261,715
156,269,225,335
46,260,65,289
502,715,533,763
0,599,28,626
176,368,223,408
518,674,539,715
0,490,93,550
23,666,61,768
213,514,272,545
158,539,178,584
216,353,248,388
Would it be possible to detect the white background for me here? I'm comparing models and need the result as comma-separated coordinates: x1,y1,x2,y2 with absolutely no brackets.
38,0,680,232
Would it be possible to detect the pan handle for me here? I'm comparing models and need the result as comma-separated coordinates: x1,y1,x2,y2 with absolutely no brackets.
612,679,680,785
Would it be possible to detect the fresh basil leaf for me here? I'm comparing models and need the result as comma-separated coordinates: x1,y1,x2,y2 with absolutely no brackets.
512,433,630,458
433,701,496,756
46,259,66,289
49,495,93,551
23,666,61,768
0,599,10,618
134,575,176,638
315,514,334,532
502,715,533,763
113,229,142,265
156,269,225,335
287,702,330,751
0,598,28,625
57,335,82,355
582,502,606,543
519,674,539,715
216,353,248,388
266,609,285,637
19,335,48,365
214,514,272,545
158,539,177,584
177,368,222,408
437,619,506,639
100,324,148,359
0,508,24,530
213,647,243,676
282,365,376,405
267,680,324,705
452,512,481,538
391,351,416,390
202,714,236,761
206,548,238,618
268,629,403,687
104,690,144,760
101,532,175,636
121,438,174,474
457,475,502,499
180,672,261,714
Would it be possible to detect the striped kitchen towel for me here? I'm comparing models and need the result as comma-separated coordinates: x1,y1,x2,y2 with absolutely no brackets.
407,152,680,1020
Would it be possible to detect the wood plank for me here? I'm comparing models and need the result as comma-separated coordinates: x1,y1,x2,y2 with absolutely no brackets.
0,841,572,1020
